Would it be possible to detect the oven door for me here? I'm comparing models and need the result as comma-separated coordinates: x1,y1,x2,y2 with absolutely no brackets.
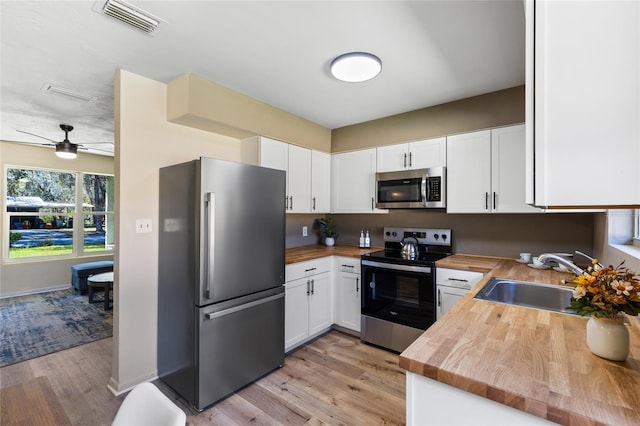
361,260,436,330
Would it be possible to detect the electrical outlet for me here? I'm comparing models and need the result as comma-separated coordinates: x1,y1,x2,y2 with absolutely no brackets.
136,219,152,233
302,226,308,237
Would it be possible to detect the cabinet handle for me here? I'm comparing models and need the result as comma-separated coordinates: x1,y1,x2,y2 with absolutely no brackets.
306,279,310,295
485,192,489,210
285,196,289,210
493,192,496,210
304,267,317,272
437,288,441,307
409,152,413,167
311,279,315,295
371,197,375,210
342,264,354,269
356,277,359,292
312,197,316,210
404,153,407,168
289,196,293,210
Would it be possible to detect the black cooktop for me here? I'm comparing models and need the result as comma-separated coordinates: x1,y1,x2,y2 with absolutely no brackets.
361,247,451,267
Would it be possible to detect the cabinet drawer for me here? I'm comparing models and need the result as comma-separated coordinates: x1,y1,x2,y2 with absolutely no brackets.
436,268,484,289
286,257,332,282
335,256,360,274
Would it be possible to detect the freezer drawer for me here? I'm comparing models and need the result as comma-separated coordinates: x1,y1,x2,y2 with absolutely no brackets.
196,287,285,410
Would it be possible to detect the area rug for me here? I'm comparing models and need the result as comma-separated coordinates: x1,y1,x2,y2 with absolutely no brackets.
0,288,112,367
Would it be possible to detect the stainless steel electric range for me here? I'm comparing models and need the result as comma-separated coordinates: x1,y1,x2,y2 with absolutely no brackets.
360,227,453,353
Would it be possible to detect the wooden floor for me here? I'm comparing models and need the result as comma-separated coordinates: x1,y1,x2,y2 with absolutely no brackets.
0,331,406,425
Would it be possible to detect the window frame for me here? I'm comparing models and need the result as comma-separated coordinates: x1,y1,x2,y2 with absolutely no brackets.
4,164,115,263
634,209,640,248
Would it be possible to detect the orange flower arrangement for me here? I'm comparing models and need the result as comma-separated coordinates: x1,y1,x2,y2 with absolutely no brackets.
568,259,640,319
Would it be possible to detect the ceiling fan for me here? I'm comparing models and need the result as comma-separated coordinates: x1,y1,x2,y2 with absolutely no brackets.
15,124,113,159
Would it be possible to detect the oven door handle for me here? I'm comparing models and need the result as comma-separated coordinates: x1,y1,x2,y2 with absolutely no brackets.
361,259,432,274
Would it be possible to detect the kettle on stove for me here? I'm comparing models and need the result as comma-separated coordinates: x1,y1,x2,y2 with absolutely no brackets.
400,236,418,258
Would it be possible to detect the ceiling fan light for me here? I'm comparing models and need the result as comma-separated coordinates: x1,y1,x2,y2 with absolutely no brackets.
330,52,382,83
56,142,78,159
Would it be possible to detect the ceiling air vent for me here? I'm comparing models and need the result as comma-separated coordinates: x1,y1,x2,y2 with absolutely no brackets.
100,0,162,35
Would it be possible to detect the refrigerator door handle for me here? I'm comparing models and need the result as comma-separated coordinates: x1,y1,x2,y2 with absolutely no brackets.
205,192,215,300
205,292,285,320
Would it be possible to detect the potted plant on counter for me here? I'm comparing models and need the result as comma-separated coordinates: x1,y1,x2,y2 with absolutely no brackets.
318,217,337,246
568,259,640,361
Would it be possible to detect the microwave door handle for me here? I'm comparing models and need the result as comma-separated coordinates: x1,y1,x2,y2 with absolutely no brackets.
421,174,428,207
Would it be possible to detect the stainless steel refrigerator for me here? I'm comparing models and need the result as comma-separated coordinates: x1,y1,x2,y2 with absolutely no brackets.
158,157,286,411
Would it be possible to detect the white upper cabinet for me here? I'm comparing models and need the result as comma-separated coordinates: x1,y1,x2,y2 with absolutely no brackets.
331,148,387,213
447,125,540,213
376,137,446,172
447,130,492,213
526,0,640,207
491,125,541,213
311,150,331,213
286,144,311,213
243,136,329,213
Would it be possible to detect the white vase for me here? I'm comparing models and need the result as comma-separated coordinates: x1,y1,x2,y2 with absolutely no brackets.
325,237,335,247
586,316,630,361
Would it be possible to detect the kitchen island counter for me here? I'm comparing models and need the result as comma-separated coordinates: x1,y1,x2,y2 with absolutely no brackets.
401,254,640,425
285,244,381,264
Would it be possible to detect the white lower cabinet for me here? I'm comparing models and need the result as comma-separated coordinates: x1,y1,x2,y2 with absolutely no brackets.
436,268,484,320
406,372,554,425
284,257,332,351
334,256,361,332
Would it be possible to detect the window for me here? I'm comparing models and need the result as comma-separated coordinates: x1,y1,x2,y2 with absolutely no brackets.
634,209,640,248
5,167,114,260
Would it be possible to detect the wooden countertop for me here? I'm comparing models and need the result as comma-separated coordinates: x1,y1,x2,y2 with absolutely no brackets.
400,254,640,425
285,244,382,264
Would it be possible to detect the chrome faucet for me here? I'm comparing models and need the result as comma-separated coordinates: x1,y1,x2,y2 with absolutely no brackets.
537,253,585,275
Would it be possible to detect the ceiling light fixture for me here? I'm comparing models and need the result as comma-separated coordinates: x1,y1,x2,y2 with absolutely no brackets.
330,52,382,83
41,83,97,103
55,141,78,159
100,0,162,35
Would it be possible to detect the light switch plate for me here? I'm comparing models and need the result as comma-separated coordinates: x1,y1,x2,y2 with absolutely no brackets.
302,226,308,237
136,219,152,233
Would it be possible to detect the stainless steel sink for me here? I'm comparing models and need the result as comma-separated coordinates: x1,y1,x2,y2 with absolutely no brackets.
474,277,576,314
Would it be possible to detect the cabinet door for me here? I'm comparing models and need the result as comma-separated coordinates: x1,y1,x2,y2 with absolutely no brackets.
530,1,640,207
339,272,361,332
285,278,309,350
376,144,408,172
409,137,446,169
446,130,491,213
436,285,468,320
331,149,382,213
287,144,311,213
491,125,541,213
259,137,288,172
311,151,331,213
308,272,332,336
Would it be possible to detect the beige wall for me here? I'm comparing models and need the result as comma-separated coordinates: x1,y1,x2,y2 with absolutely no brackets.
331,85,524,152
0,142,113,297
167,73,332,152
112,69,241,393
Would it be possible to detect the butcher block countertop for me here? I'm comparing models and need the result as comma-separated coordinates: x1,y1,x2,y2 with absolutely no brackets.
285,244,381,264
401,254,640,425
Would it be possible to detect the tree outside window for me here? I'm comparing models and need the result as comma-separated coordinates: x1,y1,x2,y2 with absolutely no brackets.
5,167,114,259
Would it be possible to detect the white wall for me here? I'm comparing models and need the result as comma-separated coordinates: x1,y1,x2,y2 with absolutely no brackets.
111,69,240,392
0,142,114,297
593,211,640,272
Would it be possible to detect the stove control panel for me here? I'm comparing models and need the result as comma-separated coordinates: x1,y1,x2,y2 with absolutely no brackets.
383,227,452,246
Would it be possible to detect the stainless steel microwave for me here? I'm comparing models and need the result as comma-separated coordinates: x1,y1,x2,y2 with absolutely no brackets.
375,167,446,209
